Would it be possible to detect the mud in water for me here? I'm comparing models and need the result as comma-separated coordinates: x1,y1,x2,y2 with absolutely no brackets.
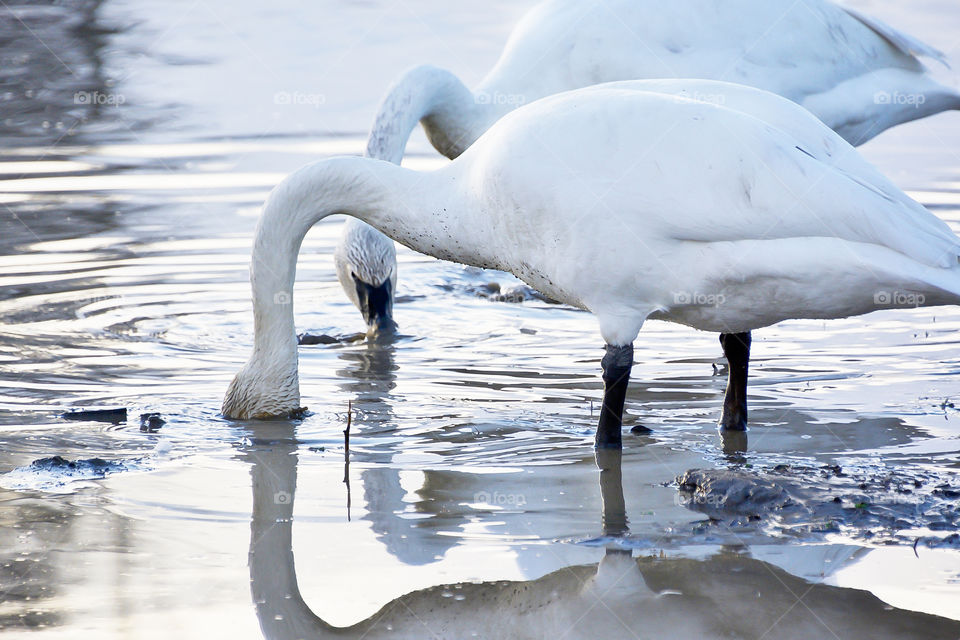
677,465,960,548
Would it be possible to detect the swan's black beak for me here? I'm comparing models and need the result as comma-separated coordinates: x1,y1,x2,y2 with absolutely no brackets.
355,277,397,334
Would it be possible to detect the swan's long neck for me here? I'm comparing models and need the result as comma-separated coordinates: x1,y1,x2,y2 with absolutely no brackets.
223,155,492,418
253,159,400,355
365,65,501,162
250,156,487,357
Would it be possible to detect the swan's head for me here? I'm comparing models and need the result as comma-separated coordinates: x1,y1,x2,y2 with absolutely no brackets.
335,219,398,335
222,356,302,420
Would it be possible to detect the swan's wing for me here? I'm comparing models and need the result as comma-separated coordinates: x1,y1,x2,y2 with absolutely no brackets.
476,0,959,148
841,5,949,67
598,79,913,204
652,96,960,269
496,84,960,269
471,80,960,271
601,79,848,155
482,0,933,97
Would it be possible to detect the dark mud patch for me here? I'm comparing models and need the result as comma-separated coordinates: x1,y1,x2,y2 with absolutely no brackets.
139,413,165,432
30,456,126,476
1,455,153,492
438,280,559,304
675,464,960,549
62,407,127,423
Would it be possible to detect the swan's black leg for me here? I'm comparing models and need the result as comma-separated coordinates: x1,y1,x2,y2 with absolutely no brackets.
719,332,751,430
596,343,633,449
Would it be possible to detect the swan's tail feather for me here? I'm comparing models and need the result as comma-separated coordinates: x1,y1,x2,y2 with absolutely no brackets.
915,267,960,305
842,6,950,67
871,251,960,307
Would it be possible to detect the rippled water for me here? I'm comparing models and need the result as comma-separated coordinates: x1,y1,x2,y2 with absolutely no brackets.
1,0,960,637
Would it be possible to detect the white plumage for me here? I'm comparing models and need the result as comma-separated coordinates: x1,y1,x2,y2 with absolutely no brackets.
224,80,960,422
337,0,960,330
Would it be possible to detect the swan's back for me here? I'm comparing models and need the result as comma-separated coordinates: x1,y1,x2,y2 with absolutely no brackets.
479,0,957,142
487,0,922,99
460,81,960,272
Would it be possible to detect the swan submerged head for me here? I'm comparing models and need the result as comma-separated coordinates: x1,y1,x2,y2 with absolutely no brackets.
335,218,398,335
222,358,303,420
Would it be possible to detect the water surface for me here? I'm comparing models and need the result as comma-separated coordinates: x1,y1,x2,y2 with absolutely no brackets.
1,0,960,637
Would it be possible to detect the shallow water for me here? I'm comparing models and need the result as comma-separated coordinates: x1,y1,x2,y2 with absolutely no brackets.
1,0,960,637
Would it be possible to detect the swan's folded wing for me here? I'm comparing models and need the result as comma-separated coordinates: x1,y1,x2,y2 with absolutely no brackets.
784,158,959,268
841,5,949,67
663,110,960,269
477,85,959,270
604,79,847,153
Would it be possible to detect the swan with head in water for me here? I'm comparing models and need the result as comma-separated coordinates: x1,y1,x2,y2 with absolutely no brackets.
225,79,960,447
337,0,960,334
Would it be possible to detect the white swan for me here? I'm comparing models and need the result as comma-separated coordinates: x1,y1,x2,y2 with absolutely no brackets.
336,0,960,331
225,79,960,447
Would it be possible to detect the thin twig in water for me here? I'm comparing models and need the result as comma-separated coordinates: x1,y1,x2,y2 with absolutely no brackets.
344,400,352,521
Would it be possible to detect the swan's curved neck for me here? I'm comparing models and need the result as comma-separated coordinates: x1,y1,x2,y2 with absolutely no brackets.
250,156,490,354
225,155,492,418
251,159,406,355
365,65,499,162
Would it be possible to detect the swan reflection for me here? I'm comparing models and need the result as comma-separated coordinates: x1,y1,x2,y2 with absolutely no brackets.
243,427,960,639
335,338,461,564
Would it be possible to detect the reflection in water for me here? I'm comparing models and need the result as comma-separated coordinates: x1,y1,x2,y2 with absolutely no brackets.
0,0,121,250
244,432,960,639
244,424,336,638
336,338,461,565
334,337,398,435
0,495,64,630
720,429,748,463
0,0,108,146
596,449,627,538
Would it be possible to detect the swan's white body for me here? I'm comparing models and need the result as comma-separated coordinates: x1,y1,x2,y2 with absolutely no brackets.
337,0,960,326
224,79,960,419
